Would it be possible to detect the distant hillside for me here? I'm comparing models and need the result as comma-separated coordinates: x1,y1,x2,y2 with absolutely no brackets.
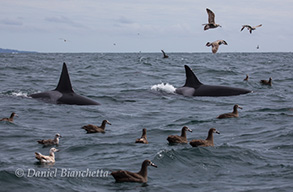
0,48,37,53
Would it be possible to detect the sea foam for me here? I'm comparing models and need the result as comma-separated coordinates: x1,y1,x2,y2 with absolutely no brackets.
151,83,176,94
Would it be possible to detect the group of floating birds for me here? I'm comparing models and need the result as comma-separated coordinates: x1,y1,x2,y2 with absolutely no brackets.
1,8,270,183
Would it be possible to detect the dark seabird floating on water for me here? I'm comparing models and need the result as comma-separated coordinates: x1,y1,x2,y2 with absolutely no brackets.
241,24,262,34
0,112,17,123
167,126,192,144
217,104,243,119
111,160,157,183
206,40,228,54
260,77,272,86
82,120,111,133
135,128,148,144
190,128,220,147
203,8,222,30
37,133,62,146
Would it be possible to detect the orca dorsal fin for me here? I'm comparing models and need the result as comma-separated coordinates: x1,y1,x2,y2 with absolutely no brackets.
183,65,203,88
55,62,74,93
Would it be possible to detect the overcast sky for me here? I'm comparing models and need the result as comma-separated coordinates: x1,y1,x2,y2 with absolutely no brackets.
1,0,292,53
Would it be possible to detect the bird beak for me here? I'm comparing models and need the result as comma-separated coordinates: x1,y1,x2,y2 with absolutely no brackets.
188,128,192,132
151,162,158,168
238,106,243,110
107,121,112,125
215,130,220,134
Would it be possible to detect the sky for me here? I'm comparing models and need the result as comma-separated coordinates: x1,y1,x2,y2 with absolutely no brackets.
1,0,293,53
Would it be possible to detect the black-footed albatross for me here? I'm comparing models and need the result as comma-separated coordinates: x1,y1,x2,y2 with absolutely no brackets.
135,128,148,144
0,112,17,122
161,50,169,58
206,40,227,54
190,128,220,147
111,159,157,183
260,77,272,86
82,120,111,133
35,147,59,163
167,126,192,144
217,104,243,119
241,24,262,34
37,133,62,146
203,8,222,30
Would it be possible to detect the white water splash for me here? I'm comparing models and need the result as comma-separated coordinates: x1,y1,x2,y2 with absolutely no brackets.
151,83,176,94
11,91,29,97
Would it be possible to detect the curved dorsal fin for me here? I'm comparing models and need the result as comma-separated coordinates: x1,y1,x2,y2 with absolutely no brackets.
55,62,74,93
183,65,203,88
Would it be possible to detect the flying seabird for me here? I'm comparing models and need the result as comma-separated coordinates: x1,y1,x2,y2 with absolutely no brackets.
217,104,243,119
203,8,222,30
161,50,169,58
111,160,157,183
206,40,228,54
190,128,220,147
241,24,262,34
82,120,111,133
244,74,249,81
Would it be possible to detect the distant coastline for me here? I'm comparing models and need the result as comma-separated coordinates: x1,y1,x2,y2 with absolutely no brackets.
0,48,37,53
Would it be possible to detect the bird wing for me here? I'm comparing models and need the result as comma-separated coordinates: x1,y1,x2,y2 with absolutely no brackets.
112,170,143,182
254,24,262,28
135,138,148,144
206,8,215,24
167,135,186,143
219,40,227,45
190,139,207,147
38,139,53,145
217,112,235,119
82,125,97,132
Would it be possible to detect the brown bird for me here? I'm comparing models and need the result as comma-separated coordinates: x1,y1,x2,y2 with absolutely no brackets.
203,8,222,30
190,128,220,147
217,104,243,119
35,147,59,164
0,112,17,122
111,160,157,183
241,24,262,34
82,120,111,133
135,128,148,144
260,77,272,86
206,40,228,54
161,50,169,58
37,133,62,146
244,74,249,81
167,126,192,144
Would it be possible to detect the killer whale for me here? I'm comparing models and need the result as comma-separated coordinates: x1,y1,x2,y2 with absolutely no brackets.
175,65,252,97
29,63,100,105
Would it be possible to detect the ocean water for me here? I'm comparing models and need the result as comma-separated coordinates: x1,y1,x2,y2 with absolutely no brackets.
0,52,292,192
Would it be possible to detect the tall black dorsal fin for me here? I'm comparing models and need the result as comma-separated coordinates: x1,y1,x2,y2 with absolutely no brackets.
55,62,74,93
183,65,203,88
